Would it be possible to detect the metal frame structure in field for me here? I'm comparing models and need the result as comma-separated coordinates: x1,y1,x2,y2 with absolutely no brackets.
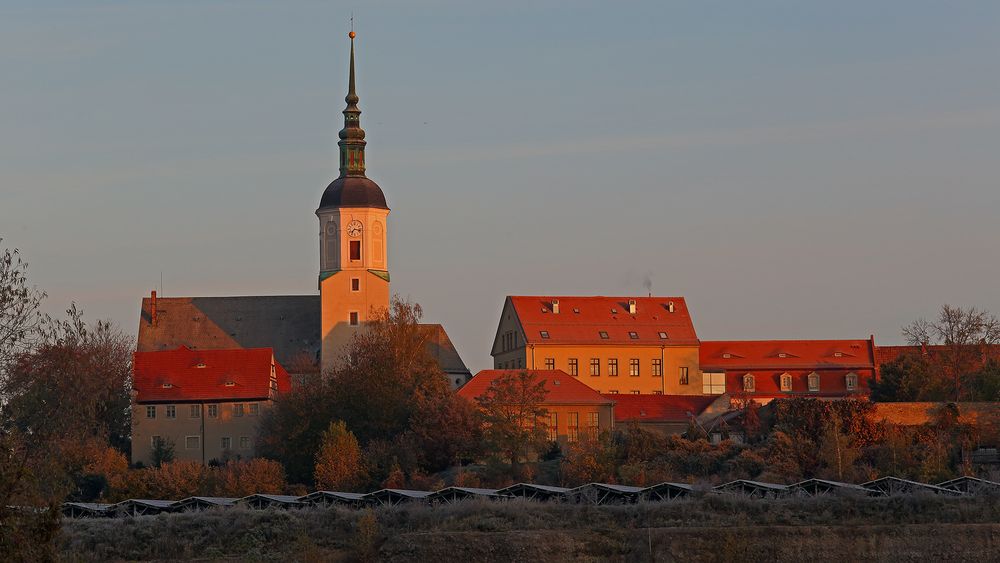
237,494,304,509
640,482,696,502
426,487,504,504
571,483,645,505
936,476,1000,495
365,489,433,507
299,491,369,508
788,479,872,497
172,497,238,512
61,502,112,518
861,477,962,497
495,483,571,502
714,480,789,499
110,499,178,517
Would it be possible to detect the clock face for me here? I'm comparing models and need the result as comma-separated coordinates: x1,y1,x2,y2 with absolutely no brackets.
347,220,363,238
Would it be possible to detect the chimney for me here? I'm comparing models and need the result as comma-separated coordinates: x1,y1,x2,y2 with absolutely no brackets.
150,290,157,327
628,299,637,315
667,301,675,313
552,299,560,314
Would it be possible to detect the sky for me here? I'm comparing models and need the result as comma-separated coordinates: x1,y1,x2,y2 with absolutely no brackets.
2,1,999,372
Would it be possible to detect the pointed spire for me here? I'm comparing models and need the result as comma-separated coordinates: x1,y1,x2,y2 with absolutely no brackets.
338,31,366,177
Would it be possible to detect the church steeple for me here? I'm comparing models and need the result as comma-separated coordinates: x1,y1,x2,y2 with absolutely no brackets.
338,31,366,178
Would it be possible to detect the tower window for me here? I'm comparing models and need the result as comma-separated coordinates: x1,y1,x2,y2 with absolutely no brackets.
351,278,360,291
350,312,359,326
349,240,361,261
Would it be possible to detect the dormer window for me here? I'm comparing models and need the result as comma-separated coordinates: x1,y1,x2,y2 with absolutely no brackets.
224,381,236,387
778,353,787,358
807,372,820,392
539,331,550,339
723,353,732,359
834,352,844,357
611,308,618,314
779,373,793,392
628,332,639,339
195,363,206,369
573,308,580,314
599,331,609,339
658,332,668,339
161,383,173,389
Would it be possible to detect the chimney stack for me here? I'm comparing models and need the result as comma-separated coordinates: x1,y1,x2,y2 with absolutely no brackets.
150,290,157,327
552,299,560,314
667,301,675,313
628,299,637,315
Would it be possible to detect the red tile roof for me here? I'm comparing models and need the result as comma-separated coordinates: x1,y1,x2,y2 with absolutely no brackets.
700,339,876,371
133,346,291,402
508,296,698,346
458,370,613,405
605,394,717,423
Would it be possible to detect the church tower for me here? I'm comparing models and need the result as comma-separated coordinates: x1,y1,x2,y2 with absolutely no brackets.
316,31,390,373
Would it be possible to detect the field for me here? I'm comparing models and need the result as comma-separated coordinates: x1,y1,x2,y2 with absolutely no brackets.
59,492,1000,562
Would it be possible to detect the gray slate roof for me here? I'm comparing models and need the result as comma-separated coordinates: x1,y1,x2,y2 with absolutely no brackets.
138,295,470,377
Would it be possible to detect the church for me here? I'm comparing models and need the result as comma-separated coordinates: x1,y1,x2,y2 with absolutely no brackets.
131,32,472,464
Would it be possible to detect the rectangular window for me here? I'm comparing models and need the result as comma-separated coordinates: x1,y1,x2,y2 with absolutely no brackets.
628,331,639,340
608,358,618,376
609,390,619,394
190,404,201,418
165,405,176,419
544,358,555,370
653,390,663,395
590,358,600,376
652,359,663,377
588,412,599,432
239,436,251,450
631,390,640,395
221,437,232,450
629,358,640,377
207,404,218,418
568,358,579,376
185,436,200,450
568,412,579,442
679,366,689,385
780,373,793,392
349,240,361,261
151,435,162,448
146,406,156,419
846,373,858,391
234,404,245,417
351,278,360,291
350,311,359,326
658,331,668,339
249,403,259,416
539,331,550,339
548,412,558,442
703,372,726,395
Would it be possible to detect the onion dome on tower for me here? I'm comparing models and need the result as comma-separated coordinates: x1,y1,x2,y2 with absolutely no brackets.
318,31,388,210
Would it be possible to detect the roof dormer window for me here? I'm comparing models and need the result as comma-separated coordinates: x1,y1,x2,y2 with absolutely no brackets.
778,353,788,358
658,332,668,339
723,353,732,359
224,381,236,387
628,332,639,339
599,331,609,339
161,383,173,388
539,331,550,339
195,362,206,369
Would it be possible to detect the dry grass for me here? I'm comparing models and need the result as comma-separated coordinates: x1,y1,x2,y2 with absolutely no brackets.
58,493,1000,561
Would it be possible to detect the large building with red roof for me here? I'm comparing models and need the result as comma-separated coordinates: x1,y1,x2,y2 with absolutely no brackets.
491,296,702,396
458,370,615,444
699,339,877,403
131,346,291,466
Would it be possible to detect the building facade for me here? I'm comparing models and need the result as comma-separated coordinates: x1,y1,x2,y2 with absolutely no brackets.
699,339,877,403
458,369,615,445
491,296,703,395
131,346,291,466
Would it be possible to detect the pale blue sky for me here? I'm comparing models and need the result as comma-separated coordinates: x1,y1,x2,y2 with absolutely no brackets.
2,1,999,371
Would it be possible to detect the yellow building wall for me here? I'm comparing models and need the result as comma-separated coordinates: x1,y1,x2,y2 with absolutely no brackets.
543,403,615,444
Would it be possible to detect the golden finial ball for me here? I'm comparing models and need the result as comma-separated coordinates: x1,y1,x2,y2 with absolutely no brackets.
349,31,356,39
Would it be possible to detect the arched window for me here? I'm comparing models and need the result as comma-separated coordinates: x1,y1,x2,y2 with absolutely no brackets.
742,373,755,392
845,372,858,391
779,373,793,392
807,372,820,392
324,221,338,268
373,220,385,268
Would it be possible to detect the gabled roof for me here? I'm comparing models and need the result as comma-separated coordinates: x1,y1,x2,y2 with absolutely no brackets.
458,370,614,405
133,346,291,402
605,394,716,423
506,296,698,346
701,340,875,371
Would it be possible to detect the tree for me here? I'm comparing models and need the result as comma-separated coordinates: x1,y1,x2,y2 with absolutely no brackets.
871,352,951,402
0,240,46,374
217,459,287,497
560,432,618,486
150,437,175,468
475,371,550,467
407,390,482,472
314,421,364,491
903,304,1000,401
